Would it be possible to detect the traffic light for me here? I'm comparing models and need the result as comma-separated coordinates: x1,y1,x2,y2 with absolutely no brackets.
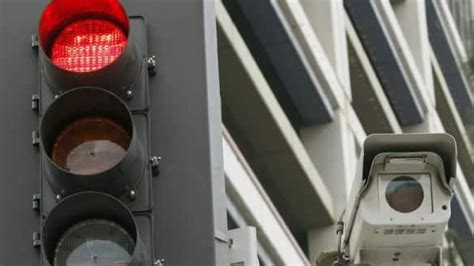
0,0,228,264
36,0,153,264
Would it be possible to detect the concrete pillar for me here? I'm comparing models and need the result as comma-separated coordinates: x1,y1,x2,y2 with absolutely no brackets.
301,109,357,262
391,0,434,103
299,0,351,98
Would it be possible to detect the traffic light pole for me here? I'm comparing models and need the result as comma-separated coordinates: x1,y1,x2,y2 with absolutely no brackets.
0,0,228,264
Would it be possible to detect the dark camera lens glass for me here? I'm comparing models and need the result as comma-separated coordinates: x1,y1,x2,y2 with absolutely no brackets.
386,176,424,213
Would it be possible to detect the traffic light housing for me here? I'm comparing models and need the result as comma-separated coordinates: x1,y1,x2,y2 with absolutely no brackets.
37,0,145,98
36,0,153,264
41,192,149,265
0,0,228,264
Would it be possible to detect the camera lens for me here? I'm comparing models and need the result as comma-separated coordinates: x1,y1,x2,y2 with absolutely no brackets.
386,176,424,213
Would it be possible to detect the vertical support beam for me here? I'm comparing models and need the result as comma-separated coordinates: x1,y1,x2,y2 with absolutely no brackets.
346,15,403,134
217,0,335,236
223,0,335,126
301,109,357,261
435,0,468,64
299,0,351,98
223,127,309,265
391,0,434,103
427,0,474,119
345,0,425,126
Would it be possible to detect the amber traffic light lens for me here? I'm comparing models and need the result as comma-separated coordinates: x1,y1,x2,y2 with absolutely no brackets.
386,176,424,213
51,116,130,175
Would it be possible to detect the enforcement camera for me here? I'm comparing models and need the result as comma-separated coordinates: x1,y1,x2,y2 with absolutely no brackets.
339,133,456,265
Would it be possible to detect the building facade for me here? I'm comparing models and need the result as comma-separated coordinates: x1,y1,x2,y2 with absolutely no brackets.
216,0,474,265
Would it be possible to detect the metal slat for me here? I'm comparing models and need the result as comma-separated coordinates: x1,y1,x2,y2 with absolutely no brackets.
345,0,425,126
426,1,474,119
223,0,334,126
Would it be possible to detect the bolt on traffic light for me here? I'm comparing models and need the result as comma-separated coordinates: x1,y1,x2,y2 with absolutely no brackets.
34,0,155,264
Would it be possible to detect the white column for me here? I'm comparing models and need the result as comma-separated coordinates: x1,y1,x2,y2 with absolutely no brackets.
301,108,358,261
223,128,310,265
298,0,351,98
391,0,435,103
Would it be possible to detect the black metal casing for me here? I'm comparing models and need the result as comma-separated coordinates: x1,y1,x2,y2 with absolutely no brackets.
33,2,155,263
0,1,227,265
40,87,147,198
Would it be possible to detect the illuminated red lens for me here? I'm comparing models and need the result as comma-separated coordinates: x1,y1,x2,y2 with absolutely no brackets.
50,19,127,73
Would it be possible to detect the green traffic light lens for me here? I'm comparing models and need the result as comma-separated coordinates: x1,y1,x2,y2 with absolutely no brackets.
53,219,135,266
51,116,131,175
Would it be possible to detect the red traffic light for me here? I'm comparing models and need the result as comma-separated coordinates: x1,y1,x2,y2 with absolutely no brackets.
38,0,141,97
36,2,153,264
50,19,128,73
39,0,129,73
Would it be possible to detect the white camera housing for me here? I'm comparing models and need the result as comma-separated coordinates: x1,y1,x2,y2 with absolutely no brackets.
342,134,456,265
